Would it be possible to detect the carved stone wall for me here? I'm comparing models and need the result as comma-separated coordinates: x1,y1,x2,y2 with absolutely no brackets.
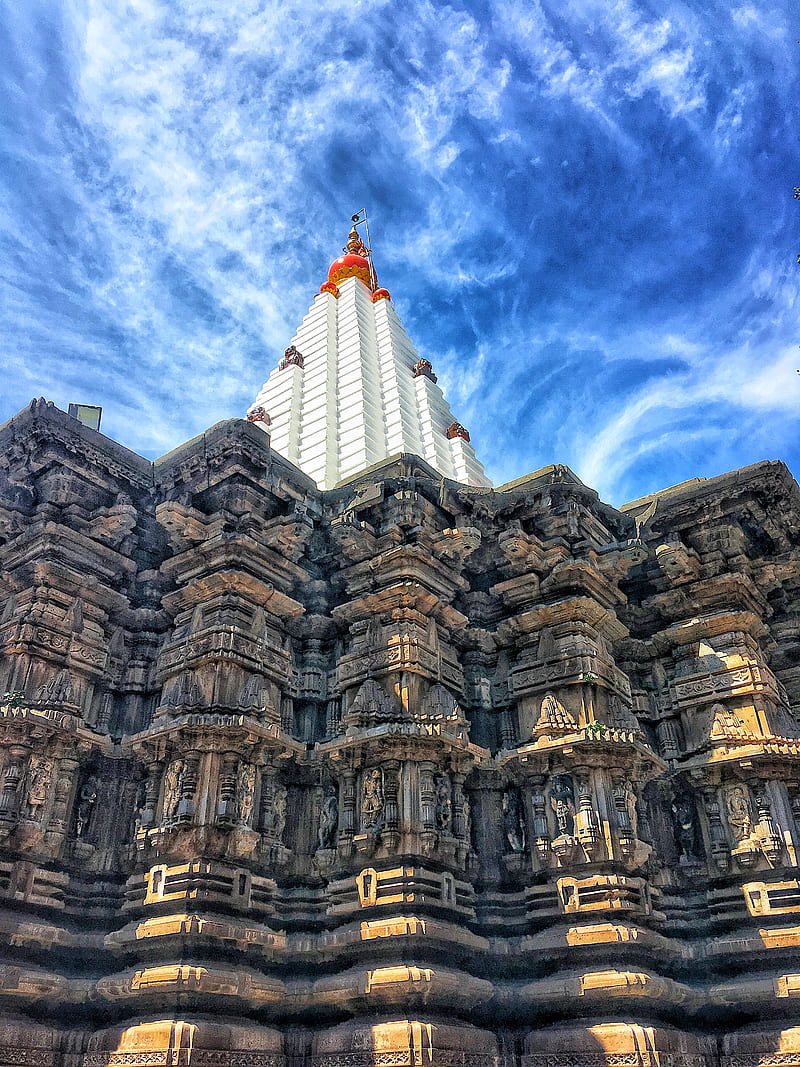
1,399,800,1065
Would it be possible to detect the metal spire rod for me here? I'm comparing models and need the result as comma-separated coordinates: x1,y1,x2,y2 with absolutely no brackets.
351,208,377,290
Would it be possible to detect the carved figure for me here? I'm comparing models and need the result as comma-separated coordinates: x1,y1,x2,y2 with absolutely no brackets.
502,787,526,852
162,759,186,822
132,779,148,836
25,756,52,818
318,784,338,850
361,768,384,830
671,792,702,860
272,783,287,842
75,777,98,838
237,763,256,826
550,775,576,836
461,793,472,846
435,774,452,832
725,783,753,843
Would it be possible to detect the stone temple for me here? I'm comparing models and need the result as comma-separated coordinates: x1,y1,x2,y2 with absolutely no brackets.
1,223,800,1067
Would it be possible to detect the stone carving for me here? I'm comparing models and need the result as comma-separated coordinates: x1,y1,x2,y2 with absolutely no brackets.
534,692,577,738
435,774,452,832
237,763,256,827
550,775,576,837
502,787,526,853
162,759,186,822
724,783,753,843
36,669,75,706
259,774,287,843
346,680,397,728
25,756,52,819
460,791,472,846
164,672,202,709
317,784,338,850
237,675,276,721
361,769,384,830
4,391,800,1056
433,527,482,560
421,684,466,732
655,537,700,582
671,790,703,863
75,777,98,838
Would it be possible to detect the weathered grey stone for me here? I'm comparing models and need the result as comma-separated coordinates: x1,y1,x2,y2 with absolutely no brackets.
1,402,800,1064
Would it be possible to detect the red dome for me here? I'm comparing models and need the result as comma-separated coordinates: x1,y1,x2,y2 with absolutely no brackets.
328,254,372,287
372,288,391,303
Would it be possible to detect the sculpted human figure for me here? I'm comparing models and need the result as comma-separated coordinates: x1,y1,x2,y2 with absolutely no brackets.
503,788,526,852
550,776,576,837
435,775,452,832
725,784,753,843
237,763,256,826
671,792,702,859
26,756,52,818
362,769,384,830
272,783,287,842
162,759,185,822
318,784,338,850
75,777,98,838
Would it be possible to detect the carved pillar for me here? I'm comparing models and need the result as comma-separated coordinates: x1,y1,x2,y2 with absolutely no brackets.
0,746,29,830
339,769,356,844
452,772,467,840
577,769,603,860
41,754,79,854
751,779,782,863
217,753,239,825
96,693,114,733
419,761,436,833
655,716,680,760
281,696,294,734
138,761,162,831
500,708,516,749
259,766,277,834
176,752,201,823
382,760,400,836
701,786,730,872
529,775,550,863
325,698,341,739
790,788,800,842
50,755,79,831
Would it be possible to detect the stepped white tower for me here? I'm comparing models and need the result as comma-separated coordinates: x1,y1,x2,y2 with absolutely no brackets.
249,221,491,489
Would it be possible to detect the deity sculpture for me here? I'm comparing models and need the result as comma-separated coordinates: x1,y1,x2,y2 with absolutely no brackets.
162,759,185,822
237,763,256,827
550,775,576,837
671,791,703,861
361,768,384,830
25,756,52,819
435,774,452,832
725,783,753,843
318,784,339,850
75,777,98,838
502,787,526,852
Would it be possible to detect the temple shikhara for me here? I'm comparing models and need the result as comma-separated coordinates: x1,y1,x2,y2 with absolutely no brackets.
1,220,800,1067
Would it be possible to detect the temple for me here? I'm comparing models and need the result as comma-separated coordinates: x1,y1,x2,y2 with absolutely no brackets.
248,222,490,489
1,221,800,1067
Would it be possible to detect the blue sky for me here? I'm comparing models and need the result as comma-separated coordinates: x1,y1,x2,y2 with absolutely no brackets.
1,0,798,505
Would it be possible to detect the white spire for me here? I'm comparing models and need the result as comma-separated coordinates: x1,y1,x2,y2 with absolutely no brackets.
249,222,491,491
